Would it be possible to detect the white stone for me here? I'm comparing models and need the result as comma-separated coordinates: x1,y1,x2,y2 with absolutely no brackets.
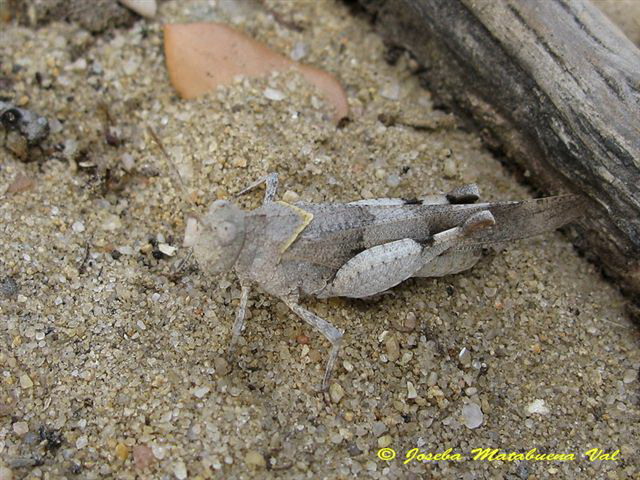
526,399,550,415
290,42,308,61
158,244,177,256
458,347,471,366
117,245,134,256
122,59,139,76
19,374,33,389
183,218,199,247
462,403,483,429
151,444,166,459
264,88,286,101
380,81,400,100
101,215,121,231
66,58,87,71
623,368,636,384
76,435,88,449
13,422,28,435
407,381,417,399
173,460,187,479
72,221,85,233
193,386,210,398
119,0,157,17
121,153,135,171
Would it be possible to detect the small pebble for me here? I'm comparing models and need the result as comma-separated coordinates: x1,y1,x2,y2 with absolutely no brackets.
115,443,129,461
372,421,387,436
231,157,247,168
264,88,286,101
380,81,400,100
122,59,140,76
117,246,134,256
290,42,308,61
72,221,85,233
151,444,166,460
183,218,199,247
133,445,154,469
76,435,88,449
0,466,14,480
377,435,393,448
193,386,210,398
101,215,122,231
458,347,471,366
526,399,550,416
19,374,33,389
245,450,266,468
622,368,636,384
282,190,300,203
385,335,400,362
462,403,483,429
386,174,400,188
121,153,135,171
214,357,230,376
66,58,87,71
407,381,418,399
329,383,345,403
13,421,29,435
173,460,187,480
119,0,157,18
443,158,457,178
158,244,177,256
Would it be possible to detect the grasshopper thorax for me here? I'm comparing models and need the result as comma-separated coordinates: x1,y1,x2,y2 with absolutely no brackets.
191,200,246,274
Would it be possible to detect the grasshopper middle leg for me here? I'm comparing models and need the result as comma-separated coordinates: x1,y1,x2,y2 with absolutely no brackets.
284,299,343,391
229,284,250,350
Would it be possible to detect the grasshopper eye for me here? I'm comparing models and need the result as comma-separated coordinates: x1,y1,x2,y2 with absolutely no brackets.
216,221,237,245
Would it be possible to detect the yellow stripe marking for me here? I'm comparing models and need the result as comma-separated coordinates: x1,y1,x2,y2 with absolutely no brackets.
276,201,314,253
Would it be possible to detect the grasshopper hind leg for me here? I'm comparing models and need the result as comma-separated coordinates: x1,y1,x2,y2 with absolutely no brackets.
284,299,343,391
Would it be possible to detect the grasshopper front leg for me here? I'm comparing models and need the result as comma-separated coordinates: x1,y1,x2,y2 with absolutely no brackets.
235,172,279,204
284,299,343,391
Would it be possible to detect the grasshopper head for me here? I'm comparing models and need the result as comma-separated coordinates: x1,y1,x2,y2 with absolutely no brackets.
188,200,246,274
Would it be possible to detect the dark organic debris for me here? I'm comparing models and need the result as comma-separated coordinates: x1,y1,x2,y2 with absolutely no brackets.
38,426,64,454
1,100,50,160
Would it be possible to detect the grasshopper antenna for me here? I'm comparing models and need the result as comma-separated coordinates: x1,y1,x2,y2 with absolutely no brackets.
147,127,191,208
148,126,197,273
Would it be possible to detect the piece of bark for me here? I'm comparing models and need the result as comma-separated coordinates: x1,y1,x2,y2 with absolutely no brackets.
163,23,349,123
358,0,640,305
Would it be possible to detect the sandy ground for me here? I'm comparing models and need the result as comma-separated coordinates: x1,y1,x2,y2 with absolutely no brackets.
1,1,639,479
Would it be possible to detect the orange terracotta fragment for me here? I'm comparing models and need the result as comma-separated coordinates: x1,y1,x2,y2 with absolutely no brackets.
163,23,349,122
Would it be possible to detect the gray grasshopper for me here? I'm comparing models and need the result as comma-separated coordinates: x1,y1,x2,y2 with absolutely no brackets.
185,173,580,390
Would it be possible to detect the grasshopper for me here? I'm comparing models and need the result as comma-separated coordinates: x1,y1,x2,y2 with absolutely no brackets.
184,173,581,390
